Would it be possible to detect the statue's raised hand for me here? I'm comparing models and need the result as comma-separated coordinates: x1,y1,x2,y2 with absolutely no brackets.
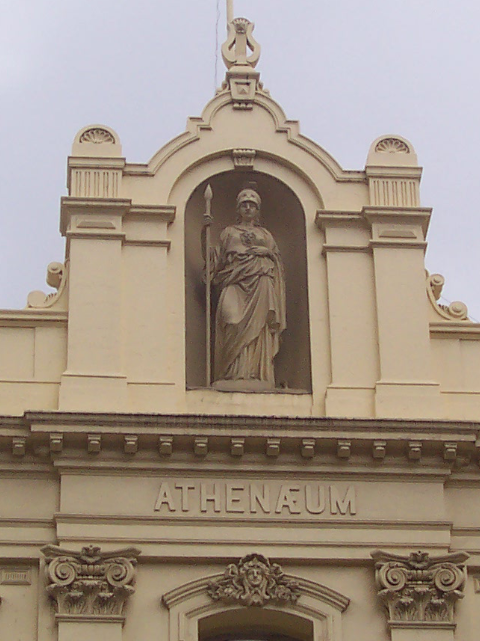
203,213,213,227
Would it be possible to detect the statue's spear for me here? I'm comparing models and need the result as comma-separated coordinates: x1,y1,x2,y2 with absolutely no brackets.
204,184,214,386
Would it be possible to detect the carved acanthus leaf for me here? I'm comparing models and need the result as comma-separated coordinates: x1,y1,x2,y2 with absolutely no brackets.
26,262,68,310
375,138,410,153
426,272,469,321
41,544,140,616
372,549,468,624
79,128,115,144
207,553,300,607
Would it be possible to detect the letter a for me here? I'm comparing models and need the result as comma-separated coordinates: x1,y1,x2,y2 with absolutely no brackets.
154,482,176,512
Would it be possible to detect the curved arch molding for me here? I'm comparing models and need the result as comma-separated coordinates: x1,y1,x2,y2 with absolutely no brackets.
162,570,349,641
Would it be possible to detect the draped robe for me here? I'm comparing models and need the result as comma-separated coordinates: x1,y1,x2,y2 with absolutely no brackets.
211,224,286,387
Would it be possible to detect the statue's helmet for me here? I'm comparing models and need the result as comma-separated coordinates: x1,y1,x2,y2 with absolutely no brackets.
236,188,261,208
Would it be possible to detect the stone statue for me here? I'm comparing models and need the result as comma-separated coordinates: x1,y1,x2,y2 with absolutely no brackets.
203,187,286,391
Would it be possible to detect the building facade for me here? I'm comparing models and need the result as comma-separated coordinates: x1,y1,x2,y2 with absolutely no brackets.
0,16,479,641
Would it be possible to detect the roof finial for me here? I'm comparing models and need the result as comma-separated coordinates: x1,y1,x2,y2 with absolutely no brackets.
221,17,261,70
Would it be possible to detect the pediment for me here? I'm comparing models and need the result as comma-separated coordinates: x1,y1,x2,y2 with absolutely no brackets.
126,88,364,188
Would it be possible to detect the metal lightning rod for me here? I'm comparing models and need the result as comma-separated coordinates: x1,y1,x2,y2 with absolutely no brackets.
226,0,234,29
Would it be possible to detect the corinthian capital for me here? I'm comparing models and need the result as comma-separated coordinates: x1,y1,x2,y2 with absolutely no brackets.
41,544,140,617
372,549,468,624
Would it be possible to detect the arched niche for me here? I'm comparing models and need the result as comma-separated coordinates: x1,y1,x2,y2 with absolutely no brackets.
185,170,311,392
162,573,349,641
199,609,312,641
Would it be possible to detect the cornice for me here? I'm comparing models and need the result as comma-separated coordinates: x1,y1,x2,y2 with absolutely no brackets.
315,210,367,230
365,165,423,179
50,461,454,480
0,310,68,325
362,206,432,236
67,156,126,169
60,197,131,214
23,411,480,433
55,513,453,530
60,196,131,235
0,411,471,474
128,204,176,222
315,207,432,238
430,322,480,338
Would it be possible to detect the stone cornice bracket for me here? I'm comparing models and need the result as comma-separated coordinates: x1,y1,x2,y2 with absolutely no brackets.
427,272,469,321
41,544,140,618
207,553,300,607
221,18,262,109
371,549,469,625
26,261,69,311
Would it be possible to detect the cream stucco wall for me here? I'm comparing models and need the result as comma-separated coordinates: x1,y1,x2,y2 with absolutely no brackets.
0,23,479,641
0,89,478,419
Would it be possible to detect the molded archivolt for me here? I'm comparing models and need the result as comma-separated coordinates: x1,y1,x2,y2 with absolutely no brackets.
162,574,349,641
124,86,365,201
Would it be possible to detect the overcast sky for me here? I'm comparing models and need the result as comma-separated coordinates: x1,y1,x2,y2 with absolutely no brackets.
1,0,479,319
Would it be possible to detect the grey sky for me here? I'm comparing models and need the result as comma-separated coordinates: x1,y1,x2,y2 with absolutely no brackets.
1,1,479,319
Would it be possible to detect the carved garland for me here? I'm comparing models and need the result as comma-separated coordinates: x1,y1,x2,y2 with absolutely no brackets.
372,550,468,624
208,553,300,607
42,544,140,616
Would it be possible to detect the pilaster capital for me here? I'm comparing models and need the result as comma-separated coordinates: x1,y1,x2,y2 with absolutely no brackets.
372,549,468,625
60,197,131,236
41,544,140,618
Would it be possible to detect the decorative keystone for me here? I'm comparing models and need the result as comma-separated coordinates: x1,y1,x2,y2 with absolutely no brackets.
12,437,26,457
194,437,208,457
337,440,351,459
266,438,280,458
208,553,300,607
408,441,422,461
373,440,387,460
301,439,315,459
158,436,173,456
87,434,101,454
124,435,138,455
233,149,256,170
41,544,140,617
443,442,458,462
49,434,63,454
230,438,245,457
372,549,469,624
